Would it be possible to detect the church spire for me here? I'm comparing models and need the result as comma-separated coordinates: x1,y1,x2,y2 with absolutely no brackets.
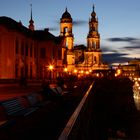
93,4,95,12
31,4,33,21
87,4,100,51
91,3,96,18
28,4,35,31
65,7,67,12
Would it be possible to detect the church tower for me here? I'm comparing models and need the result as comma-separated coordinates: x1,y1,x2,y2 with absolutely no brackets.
60,8,74,50
87,5,100,51
60,8,75,71
28,4,35,31
86,4,102,67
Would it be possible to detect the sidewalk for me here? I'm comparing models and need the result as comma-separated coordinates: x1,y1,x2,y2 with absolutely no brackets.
0,83,42,101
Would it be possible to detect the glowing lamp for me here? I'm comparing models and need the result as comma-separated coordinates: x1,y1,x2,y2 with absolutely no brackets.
49,65,54,70
64,68,68,72
74,69,77,73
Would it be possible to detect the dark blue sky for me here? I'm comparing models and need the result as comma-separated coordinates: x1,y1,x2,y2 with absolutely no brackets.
0,0,140,65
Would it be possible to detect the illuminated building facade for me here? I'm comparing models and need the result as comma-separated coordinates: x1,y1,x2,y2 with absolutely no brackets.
120,59,140,77
86,5,101,68
0,4,108,80
60,5,108,73
0,15,66,79
60,8,75,70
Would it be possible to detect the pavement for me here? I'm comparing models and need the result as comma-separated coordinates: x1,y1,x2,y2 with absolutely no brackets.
0,77,81,101
0,80,92,140
0,83,42,101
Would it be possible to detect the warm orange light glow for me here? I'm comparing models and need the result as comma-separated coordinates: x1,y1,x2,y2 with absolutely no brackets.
117,69,121,75
80,70,84,74
74,69,77,73
134,78,138,81
96,73,99,77
64,68,68,72
89,69,92,73
49,65,54,70
85,71,89,74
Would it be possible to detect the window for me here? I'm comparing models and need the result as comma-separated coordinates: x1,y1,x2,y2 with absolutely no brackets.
53,48,55,59
30,63,32,79
34,47,37,58
25,64,28,78
25,43,28,56
30,44,32,57
63,27,68,35
15,38,19,54
21,41,24,55
58,49,61,60
94,56,96,63
15,63,18,78
40,48,46,58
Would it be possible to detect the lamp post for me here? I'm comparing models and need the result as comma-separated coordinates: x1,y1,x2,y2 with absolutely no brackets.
63,67,68,78
74,69,78,77
49,65,54,83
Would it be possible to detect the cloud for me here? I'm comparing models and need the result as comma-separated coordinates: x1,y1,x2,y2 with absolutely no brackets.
123,45,140,50
73,20,87,26
55,19,87,27
107,37,139,43
49,27,59,31
103,37,140,64
36,27,59,32
101,45,118,53
102,52,132,64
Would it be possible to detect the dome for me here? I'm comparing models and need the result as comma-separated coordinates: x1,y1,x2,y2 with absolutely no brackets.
61,8,72,19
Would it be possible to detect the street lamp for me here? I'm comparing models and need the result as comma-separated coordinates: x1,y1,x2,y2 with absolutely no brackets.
63,67,68,78
48,65,54,83
64,68,68,72
74,69,77,73
49,65,54,71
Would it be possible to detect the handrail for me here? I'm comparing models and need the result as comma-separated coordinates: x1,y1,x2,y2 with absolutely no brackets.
58,81,94,140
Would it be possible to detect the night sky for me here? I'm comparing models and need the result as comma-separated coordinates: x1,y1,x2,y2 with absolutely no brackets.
0,0,140,65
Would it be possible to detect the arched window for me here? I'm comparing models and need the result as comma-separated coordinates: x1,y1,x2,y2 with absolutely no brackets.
15,63,18,78
25,43,28,56
21,41,24,55
94,56,96,63
30,43,33,57
63,27,68,35
15,38,19,54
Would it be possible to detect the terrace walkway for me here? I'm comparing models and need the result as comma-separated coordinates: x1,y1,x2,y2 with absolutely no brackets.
1,78,140,140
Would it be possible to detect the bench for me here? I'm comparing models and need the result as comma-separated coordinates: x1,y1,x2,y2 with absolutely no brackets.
50,88,60,95
26,93,51,107
55,86,69,95
1,98,38,117
0,105,15,129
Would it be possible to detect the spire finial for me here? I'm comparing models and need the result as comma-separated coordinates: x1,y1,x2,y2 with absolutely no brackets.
29,4,34,31
93,4,95,12
30,4,33,20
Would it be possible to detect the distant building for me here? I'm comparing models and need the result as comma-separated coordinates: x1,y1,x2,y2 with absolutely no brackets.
0,4,108,80
120,58,140,77
60,5,108,73
0,13,66,79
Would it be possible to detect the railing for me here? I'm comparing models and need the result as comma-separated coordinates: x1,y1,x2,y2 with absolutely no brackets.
58,82,94,140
